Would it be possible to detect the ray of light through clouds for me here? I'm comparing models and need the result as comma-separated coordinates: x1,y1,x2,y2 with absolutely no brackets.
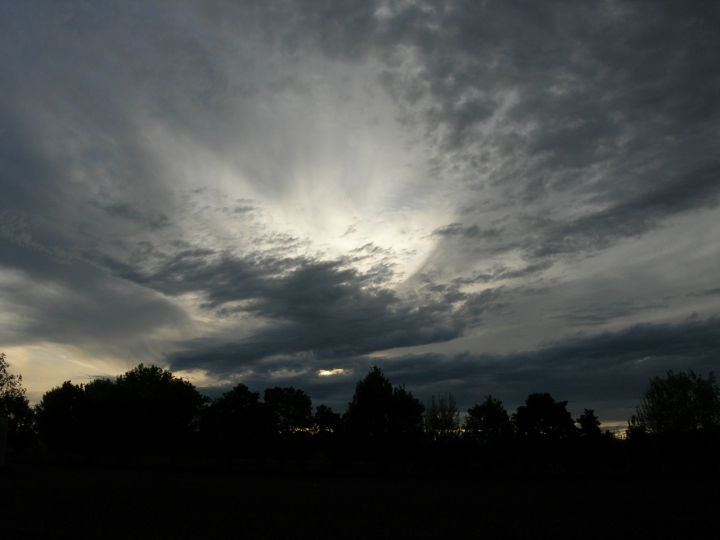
1,0,719,424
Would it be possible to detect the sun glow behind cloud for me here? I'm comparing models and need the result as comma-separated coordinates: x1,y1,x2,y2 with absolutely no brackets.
318,369,347,377
130,56,454,288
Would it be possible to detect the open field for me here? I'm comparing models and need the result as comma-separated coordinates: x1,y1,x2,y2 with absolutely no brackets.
2,464,718,539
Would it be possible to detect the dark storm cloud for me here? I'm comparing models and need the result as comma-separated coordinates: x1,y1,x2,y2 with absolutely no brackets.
392,315,720,395
0,0,240,238
108,247,503,373
526,165,720,258
0,240,186,346
362,315,720,419
194,315,720,421
0,111,80,254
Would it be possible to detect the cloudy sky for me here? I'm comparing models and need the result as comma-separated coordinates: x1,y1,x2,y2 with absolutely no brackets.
2,0,719,425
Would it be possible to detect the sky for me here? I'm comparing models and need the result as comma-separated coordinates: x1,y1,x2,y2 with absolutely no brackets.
1,0,719,426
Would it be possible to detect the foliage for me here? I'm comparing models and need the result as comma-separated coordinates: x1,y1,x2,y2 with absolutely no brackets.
115,364,208,457
201,383,275,461
389,384,426,437
264,386,313,433
630,369,720,435
310,404,344,463
463,395,512,443
576,409,602,437
344,366,393,438
0,353,34,448
35,364,207,460
344,366,424,438
80,377,119,456
262,386,314,465
34,381,87,457
513,393,577,440
23,357,720,472
423,393,460,440
0,353,25,402
343,366,424,463
0,354,34,457
313,404,342,435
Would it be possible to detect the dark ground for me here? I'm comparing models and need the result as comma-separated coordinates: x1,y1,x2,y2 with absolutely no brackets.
2,463,718,539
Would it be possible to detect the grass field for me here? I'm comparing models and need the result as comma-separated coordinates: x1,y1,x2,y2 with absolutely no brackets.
2,463,718,539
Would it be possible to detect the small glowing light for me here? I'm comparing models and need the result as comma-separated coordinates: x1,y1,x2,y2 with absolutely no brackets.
318,368,346,377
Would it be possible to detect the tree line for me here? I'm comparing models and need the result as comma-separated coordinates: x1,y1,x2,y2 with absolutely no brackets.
2,353,720,473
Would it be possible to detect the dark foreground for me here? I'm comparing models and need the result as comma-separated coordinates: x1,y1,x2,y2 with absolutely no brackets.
2,464,718,539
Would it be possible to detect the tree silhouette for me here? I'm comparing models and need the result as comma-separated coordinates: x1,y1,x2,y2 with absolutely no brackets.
310,404,344,464
81,377,119,458
345,367,424,439
313,404,342,435
576,408,602,438
263,386,314,466
511,393,578,469
513,393,577,440
34,381,87,459
264,386,313,433
630,369,720,435
114,364,208,460
423,393,460,441
0,353,34,454
628,370,720,473
344,367,424,463
35,365,207,462
345,367,392,439
463,395,512,444
201,383,275,464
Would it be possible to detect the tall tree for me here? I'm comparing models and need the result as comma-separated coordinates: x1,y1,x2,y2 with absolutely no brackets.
201,383,275,462
630,370,720,435
35,365,208,461
344,366,424,439
313,404,342,435
263,386,313,433
81,377,119,457
423,393,460,440
464,395,512,444
513,393,577,440
576,408,602,438
0,353,34,453
263,386,314,465
114,364,208,459
34,381,87,458
344,367,424,464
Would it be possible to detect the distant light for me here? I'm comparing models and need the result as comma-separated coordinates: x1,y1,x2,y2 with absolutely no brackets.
318,368,346,377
